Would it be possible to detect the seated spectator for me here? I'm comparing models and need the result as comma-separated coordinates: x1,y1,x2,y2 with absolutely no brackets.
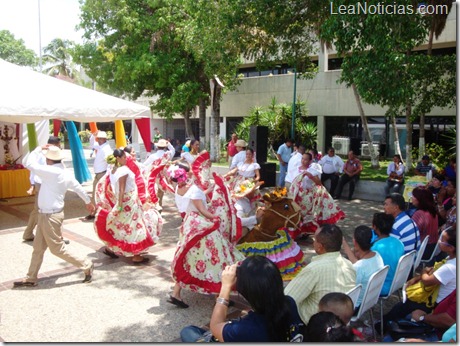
318,292,367,341
426,173,446,205
180,256,304,342
383,193,420,253
381,227,456,335
411,187,439,260
442,156,456,181
342,226,385,307
284,224,356,324
384,154,405,195
415,155,437,176
334,150,363,200
370,212,405,296
439,192,456,234
437,178,456,226
318,147,344,196
304,311,355,342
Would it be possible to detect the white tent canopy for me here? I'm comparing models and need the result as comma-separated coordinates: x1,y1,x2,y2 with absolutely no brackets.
0,59,151,124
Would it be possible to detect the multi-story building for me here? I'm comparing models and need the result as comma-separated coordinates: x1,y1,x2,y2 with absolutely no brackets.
136,5,456,158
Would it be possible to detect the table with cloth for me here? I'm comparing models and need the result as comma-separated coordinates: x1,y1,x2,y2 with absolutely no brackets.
0,169,30,199
403,175,428,201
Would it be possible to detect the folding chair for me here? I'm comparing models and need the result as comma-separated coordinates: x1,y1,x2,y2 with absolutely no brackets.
421,229,451,269
346,284,362,310
413,235,429,276
378,250,416,336
351,266,389,340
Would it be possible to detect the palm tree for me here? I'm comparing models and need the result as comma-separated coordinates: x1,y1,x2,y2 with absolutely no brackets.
42,38,79,80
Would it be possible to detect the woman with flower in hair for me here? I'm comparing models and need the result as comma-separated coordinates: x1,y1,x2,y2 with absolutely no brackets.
289,152,345,239
167,164,245,308
94,149,161,264
223,148,260,189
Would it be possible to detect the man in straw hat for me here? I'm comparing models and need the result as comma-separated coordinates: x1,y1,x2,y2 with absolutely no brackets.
84,130,112,220
229,139,247,170
14,145,96,287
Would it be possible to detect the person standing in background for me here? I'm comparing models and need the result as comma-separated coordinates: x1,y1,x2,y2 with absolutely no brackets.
285,144,305,190
153,127,163,143
276,138,293,188
319,147,344,197
226,133,238,167
84,130,112,221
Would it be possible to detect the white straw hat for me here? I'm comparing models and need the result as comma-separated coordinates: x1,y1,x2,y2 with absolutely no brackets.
45,146,64,161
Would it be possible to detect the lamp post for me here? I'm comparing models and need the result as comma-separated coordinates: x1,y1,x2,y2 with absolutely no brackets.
291,68,297,139
38,0,42,72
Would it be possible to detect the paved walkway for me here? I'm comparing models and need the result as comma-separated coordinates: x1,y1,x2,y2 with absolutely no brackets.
0,149,387,342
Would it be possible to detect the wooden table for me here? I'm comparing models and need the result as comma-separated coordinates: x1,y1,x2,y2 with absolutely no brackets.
0,169,30,199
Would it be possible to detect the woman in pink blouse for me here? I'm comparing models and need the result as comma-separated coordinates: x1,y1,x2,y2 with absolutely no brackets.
411,187,438,259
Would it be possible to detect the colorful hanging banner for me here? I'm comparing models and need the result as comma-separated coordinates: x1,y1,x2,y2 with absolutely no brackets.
53,120,61,137
135,118,151,151
89,122,98,134
26,123,38,151
114,120,127,148
65,121,92,183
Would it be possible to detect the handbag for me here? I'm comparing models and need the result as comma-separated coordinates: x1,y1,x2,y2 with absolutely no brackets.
405,258,446,308
388,320,436,340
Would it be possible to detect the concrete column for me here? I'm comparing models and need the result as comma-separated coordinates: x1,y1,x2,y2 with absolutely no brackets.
318,42,328,72
317,115,326,153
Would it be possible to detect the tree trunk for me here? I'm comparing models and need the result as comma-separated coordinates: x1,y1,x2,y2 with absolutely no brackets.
405,102,413,174
209,78,223,162
391,115,404,164
418,27,434,161
183,108,194,140
199,98,206,151
351,83,379,168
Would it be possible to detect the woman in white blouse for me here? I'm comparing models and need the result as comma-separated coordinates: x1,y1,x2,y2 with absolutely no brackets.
167,165,245,309
289,153,345,239
224,148,260,191
94,149,160,264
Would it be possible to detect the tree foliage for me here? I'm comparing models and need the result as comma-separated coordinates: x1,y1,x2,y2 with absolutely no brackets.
43,38,80,79
235,97,317,152
320,0,455,169
0,30,37,67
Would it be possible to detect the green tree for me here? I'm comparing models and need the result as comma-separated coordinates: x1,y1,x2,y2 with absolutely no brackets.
0,30,37,67
42,38,79,79
321,0,455,171
235,97,316,157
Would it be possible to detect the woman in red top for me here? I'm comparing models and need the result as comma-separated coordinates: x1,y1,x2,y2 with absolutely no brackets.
411,187,438,259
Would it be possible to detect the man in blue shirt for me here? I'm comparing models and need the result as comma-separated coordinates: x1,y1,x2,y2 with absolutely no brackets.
383,193,420,253
276,138,293,187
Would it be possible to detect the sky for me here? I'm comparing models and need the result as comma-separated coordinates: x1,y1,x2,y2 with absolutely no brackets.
0,0,83,55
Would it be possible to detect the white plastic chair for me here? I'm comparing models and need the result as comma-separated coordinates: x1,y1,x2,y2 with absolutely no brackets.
413,235,429,276
421,229,450,269
346,284,362,310
351,266,389,340
378,250,416,336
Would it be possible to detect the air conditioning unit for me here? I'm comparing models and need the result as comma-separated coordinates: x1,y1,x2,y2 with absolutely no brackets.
360,143,380,157
332,136,350,156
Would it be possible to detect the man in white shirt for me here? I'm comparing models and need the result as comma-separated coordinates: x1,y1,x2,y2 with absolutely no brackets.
230,140,247,170
23,136,61,241
285,144,305,190
85,130,112,220
318,147,344,196
14,146,95,287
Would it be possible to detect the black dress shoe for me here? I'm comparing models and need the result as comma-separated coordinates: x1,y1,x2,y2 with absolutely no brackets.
84,214,95,221
13,281,37,287
63,239,70,244
167,296,189,308
23,238,35,242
